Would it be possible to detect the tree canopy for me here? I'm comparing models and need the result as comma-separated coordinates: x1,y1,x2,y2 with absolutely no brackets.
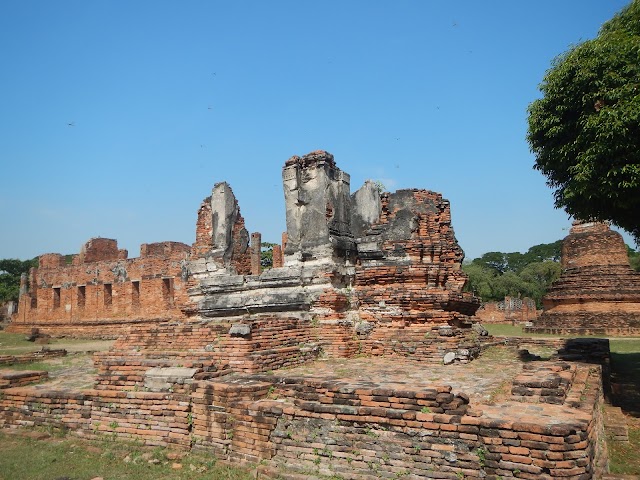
463,241,563,307
0,258,38,304
260,242,278,270
527,0,640,243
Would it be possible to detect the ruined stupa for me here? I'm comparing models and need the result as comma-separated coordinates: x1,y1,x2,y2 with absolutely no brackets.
528,221,640,335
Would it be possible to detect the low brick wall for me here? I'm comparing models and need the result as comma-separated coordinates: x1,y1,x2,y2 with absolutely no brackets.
511,362,576,404
0,388,191,447
0,370,48,389
5,318,168,339
0,343,608,478
191,378,276,461
524,323,640,337
96,316,321,382
0,349,67,366
93,352,223,391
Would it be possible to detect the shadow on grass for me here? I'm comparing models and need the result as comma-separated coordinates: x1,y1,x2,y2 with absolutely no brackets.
610,351,640,418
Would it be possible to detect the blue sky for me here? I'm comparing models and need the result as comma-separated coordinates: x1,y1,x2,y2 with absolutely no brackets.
0,1,634,261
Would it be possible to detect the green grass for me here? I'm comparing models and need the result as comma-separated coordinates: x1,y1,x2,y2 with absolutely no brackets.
0,430,253,480
0,360,67,372
609,426,640,475
610,338,640,354
0,332,35,352
0,331,112,355
484,323,573,338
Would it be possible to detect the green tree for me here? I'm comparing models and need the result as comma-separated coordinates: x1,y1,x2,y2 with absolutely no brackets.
260,242,278,270
519,261,562,306
471,252,510,275
0,258,38,303
523,240,563,263
462,263,499,301
492,271,531,300
527,1,640,243
628,246,640,271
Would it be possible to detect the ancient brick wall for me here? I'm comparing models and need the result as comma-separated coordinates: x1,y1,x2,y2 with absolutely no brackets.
0,349,66,367
476,297,539,324
193,196,214,257
252,362,604,479
0,371,48,389
92,315,321,390
0,388,191,448
9,239,190,337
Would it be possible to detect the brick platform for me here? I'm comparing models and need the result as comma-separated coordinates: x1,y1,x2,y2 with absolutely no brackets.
0,342,608,479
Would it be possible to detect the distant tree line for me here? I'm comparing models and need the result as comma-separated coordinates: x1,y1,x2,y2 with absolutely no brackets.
464,240,640,307
462,241,563,308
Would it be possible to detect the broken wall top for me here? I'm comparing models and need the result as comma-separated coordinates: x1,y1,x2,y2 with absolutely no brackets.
38,238,191,269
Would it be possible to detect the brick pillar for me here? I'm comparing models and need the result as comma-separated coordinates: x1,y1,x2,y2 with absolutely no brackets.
251,232,262,275
272,245,283,268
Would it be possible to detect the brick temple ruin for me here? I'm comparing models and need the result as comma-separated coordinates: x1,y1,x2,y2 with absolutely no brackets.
9,238,191,337
475,297,539,325
527,221,640,336
1,152,610,478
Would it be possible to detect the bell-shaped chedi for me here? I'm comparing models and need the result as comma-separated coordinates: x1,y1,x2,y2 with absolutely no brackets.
528,221,640,335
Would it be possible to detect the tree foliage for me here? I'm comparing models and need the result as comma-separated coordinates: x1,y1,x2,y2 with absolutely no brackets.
527,1,640,243
470,240,562,275
260,242,278,270
463,241,563,307
463,259,561,308
628,246,640,271
0,258,38,304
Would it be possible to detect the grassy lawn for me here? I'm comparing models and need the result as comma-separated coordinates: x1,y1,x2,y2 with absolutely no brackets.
609,427,640,475
483,323,573,338
0,331,37,352
0,430,253,480
0,331,113,355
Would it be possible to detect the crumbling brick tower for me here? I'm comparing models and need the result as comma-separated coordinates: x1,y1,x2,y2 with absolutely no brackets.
528,221,640,335
183,150,481,369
